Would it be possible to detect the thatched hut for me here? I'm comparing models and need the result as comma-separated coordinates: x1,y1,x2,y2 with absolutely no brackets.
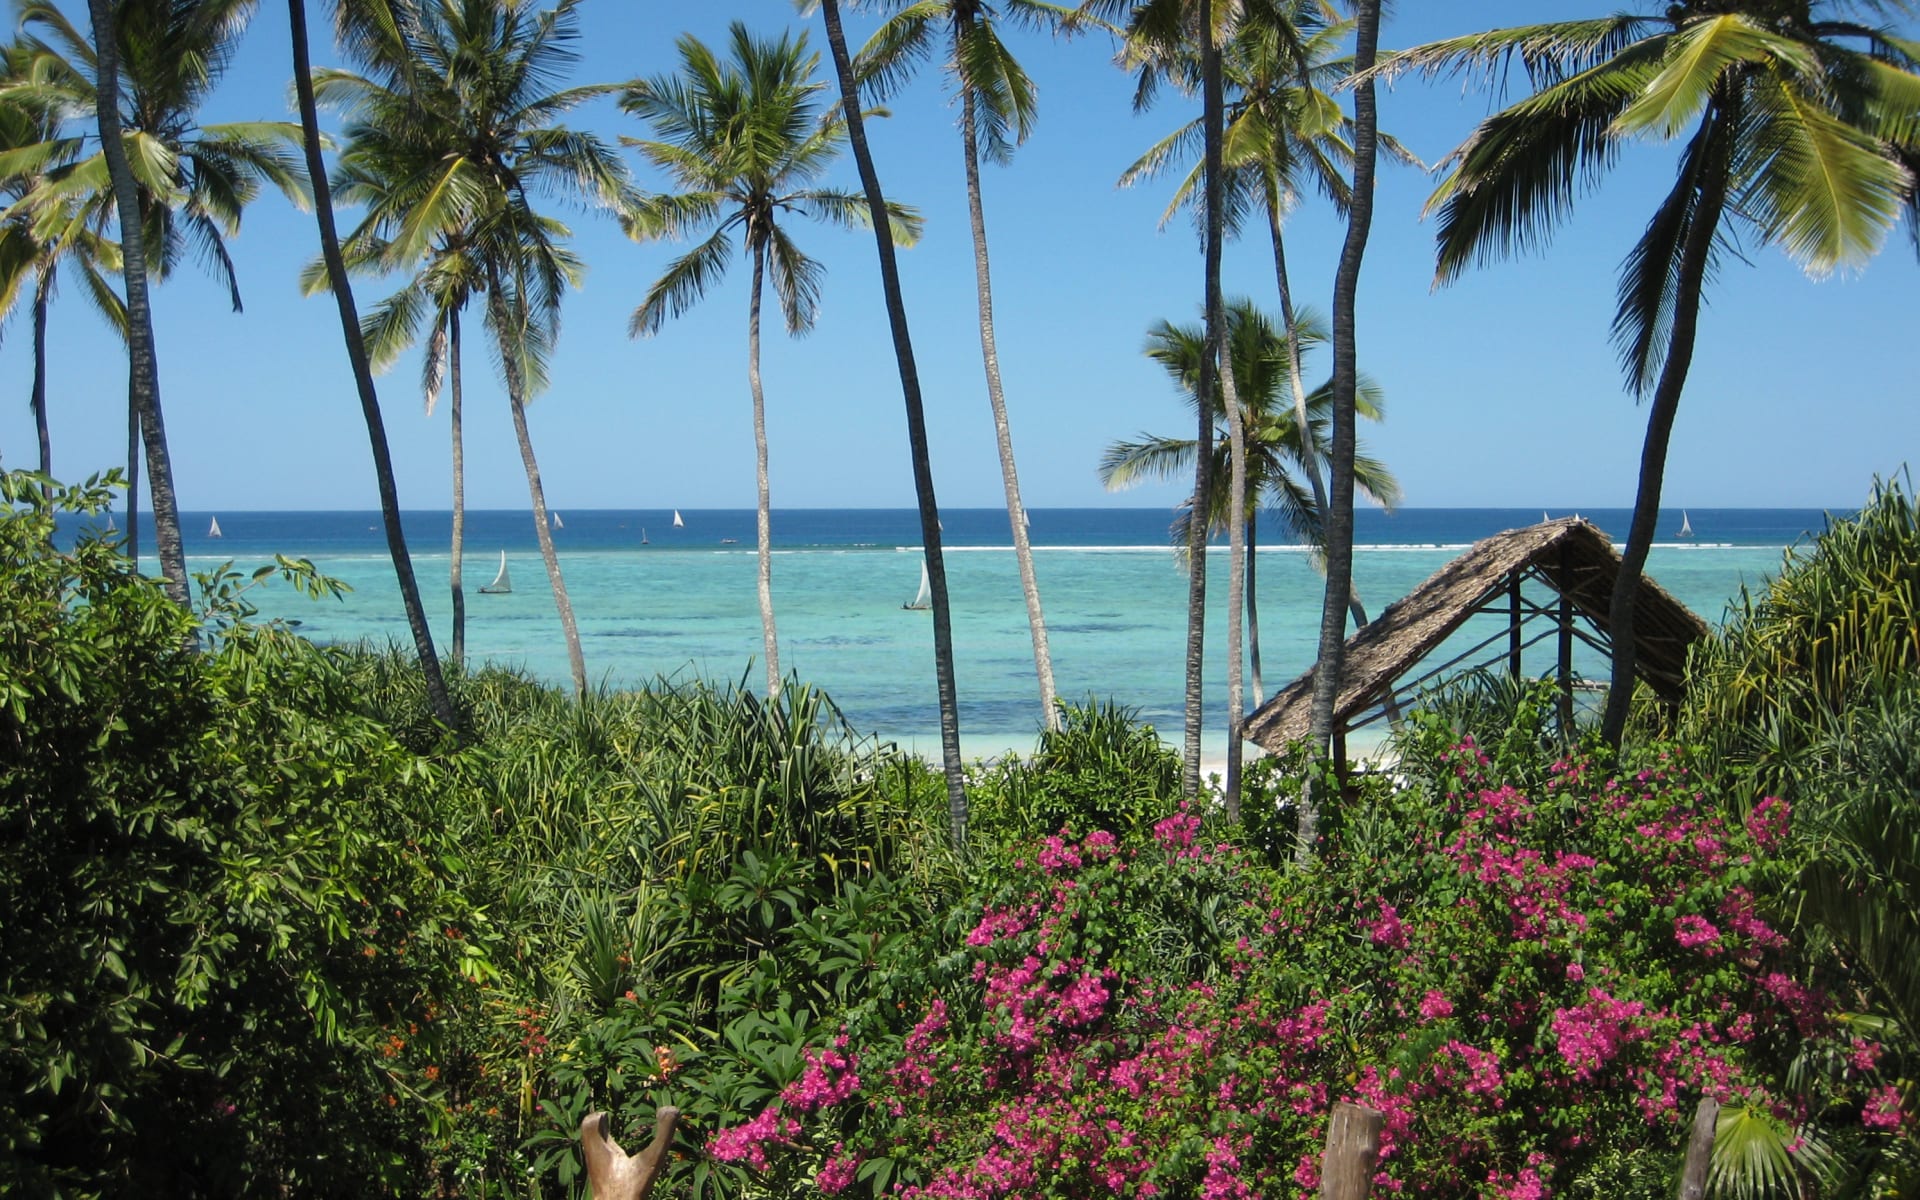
1242,518,1709,761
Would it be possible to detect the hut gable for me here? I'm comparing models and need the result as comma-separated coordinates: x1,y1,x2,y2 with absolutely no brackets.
1243,518,1710,750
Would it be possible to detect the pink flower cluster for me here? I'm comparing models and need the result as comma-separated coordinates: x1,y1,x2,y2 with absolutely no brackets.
1864,1084,1904,1131
1418,989,1454,1023
1366,900,1409,949
1673,914,1722,952
1551,988,1649,1080
1745,796,1790,851
708,1104,799,1170
781,1039,860,1112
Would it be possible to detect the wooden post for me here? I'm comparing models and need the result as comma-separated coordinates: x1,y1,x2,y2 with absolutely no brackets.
1676,1096,1719,1200
1319,1101,1385,1200
1508,574,1524,680
582,1107,679,1200
1557,567,1575,736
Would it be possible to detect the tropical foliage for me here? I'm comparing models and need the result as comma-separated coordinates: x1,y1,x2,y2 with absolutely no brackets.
1385,2,1920,746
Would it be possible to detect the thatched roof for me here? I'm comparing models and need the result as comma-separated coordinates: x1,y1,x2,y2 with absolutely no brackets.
1243,518,1711,750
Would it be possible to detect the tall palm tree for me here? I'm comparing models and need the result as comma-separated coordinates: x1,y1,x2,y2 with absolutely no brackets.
807,0,970,846
1081,0,1238,801
623,22,919,702
1301,0,1381,863
1385,4,1920,749
1122,0,1412,643
854,0,1074,732
312,0,632,700
0,42,125,502
1101,300,1399,697
288,0,457,726
16,0,308,602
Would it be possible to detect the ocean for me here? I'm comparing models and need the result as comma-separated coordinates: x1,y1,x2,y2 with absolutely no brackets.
92,506,1829,758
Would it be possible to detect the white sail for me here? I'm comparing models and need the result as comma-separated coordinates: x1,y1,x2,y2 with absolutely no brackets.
208,516,222,538
104,511,116,532
641,527,649,544
903,561,931,611
1677,511,1694,538
552,511,564,529
480,551,512,594
672,509,684,528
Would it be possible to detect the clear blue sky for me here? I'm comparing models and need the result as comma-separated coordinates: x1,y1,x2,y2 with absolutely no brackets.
1,0,1913,512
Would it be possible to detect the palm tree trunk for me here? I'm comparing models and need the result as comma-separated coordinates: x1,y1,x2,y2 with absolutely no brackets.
1301,0,1382,866
1247,511,1262,706
1599,121,1730,749
289,0,457,727
87,0,186,606
960,66,1057,731
449,307,466,667
818,0,967,845
1203,4,1247,820
747,237,782,698
125,399,138,559
1181,0,1223,801
486,263,588,698
32,266,51,501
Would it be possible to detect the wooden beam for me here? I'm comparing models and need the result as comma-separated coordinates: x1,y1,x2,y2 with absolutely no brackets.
1676,1096,1719,1200
1558,546,1575,735
1319,1101,1385,1200
1508,573,1524,680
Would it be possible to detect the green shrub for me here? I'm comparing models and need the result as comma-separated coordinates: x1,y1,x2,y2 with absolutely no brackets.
965,699,1181,845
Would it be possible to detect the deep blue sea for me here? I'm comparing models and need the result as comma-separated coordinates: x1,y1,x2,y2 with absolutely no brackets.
86,506,1834,758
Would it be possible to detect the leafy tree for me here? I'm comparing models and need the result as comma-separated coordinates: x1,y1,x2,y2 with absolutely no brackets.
0,41,124,498
624,21,918,701
854,0,1074,732
806,0,971,846
288,0,458,725
1100,299,1399,702
14,0,307,600
312,0,633,698
1383,3,1920,748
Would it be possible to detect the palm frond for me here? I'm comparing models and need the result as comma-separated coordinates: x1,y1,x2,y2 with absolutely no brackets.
630,225,733,337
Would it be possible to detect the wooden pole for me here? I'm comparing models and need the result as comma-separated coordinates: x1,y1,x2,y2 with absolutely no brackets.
1508,574,1524,680
1676,1096,1719,1200
582,1107,679,1200
1319,1101,1385,1200
1557,552,1575,736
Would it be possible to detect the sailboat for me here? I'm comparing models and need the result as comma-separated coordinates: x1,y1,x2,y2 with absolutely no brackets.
551,511,564,530
640,527,649,545
902,561,931,611
1676,511,1694,539
104,511,116,533
672,509,684,528
479,551,512,594
208,516,223,538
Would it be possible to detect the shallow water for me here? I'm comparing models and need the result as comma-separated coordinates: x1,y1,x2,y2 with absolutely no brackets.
94,507,1816,757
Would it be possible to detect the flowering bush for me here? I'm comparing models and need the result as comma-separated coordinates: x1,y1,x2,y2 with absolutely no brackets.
702,740,1877,1198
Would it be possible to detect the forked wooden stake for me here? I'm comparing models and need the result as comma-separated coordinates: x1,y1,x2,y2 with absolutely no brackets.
1320,1101,1386,1200
582,1107,680,1200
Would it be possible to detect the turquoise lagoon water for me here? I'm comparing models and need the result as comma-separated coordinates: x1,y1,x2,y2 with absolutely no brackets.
106,507,1823,759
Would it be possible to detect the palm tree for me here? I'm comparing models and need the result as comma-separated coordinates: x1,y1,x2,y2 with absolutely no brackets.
1100,299,1400,701
1081,0,1238,802
0,43,124,502
1301,0,1381,863
312,0,632,700
808,0,970,846
1384,4,1920,749
624,22,919,702
1122,0,1412,644
15,0,308,603
288,0,457,727
854,0,1074,732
